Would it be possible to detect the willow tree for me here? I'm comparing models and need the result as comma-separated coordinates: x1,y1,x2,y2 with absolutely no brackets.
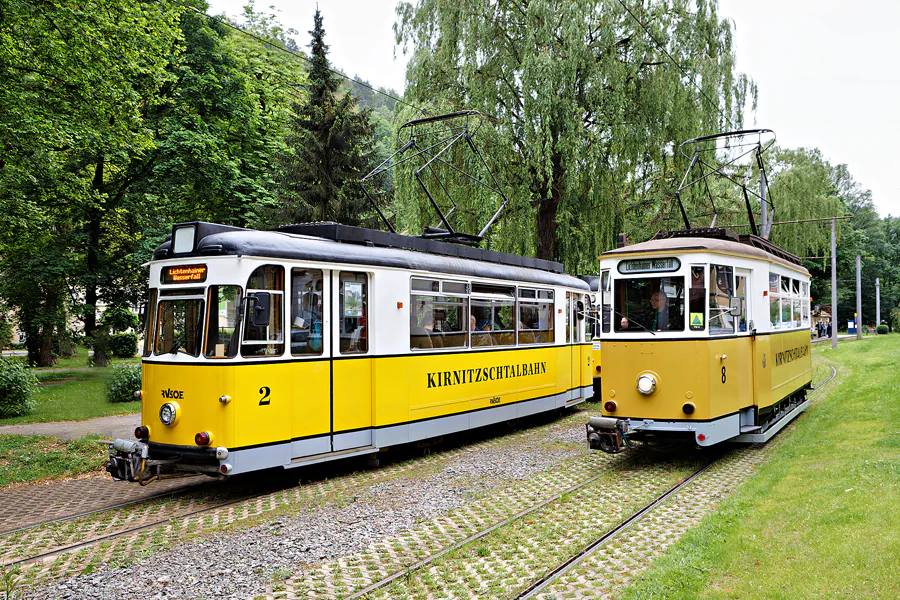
394,0,750,271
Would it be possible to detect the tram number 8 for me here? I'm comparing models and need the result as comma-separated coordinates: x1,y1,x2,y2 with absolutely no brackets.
721,366,727,384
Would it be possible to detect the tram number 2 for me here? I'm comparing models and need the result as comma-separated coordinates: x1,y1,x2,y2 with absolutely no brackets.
258,386,271,406
721,366,727,384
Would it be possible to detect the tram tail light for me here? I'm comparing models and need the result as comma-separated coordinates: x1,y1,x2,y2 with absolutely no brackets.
604,401,617,413
134,426,150,440
682,403,695,415
195,431,212,446
697,433,707,442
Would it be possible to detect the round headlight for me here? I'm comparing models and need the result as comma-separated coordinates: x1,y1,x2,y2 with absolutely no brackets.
159,402,178,426
636,374,657,396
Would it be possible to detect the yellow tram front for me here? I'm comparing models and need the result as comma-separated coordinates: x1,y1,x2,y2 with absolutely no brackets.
586,232,813,453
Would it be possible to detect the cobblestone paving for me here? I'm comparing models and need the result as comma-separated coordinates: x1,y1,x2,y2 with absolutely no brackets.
0,475,207,533
535,445,773,599
8,410,590,589
258,453,664,599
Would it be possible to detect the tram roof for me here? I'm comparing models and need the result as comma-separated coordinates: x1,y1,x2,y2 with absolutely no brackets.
155,223,590,290
601,236,810,276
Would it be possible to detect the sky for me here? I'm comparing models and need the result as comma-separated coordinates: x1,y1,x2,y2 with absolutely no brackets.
208,0,900,217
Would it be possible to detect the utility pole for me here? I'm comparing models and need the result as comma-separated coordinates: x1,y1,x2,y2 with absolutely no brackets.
856,255,862,340
760,167,769,239
876,278,881,327
831,218,838,349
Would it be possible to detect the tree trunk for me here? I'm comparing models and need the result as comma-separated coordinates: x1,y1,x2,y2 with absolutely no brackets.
536,151,564,261
38,325,54,367
85,157,103,339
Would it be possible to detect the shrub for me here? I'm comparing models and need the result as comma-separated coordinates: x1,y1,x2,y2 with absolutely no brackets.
109,333,139,358
102,305,140,333
106,364,142,403
877,324,889,335
0,358,39,417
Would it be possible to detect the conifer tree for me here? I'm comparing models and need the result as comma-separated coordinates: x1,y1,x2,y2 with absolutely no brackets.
277,9,375,225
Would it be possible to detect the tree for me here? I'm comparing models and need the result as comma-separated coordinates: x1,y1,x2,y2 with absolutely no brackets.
395,0,752,269
274,9,376,226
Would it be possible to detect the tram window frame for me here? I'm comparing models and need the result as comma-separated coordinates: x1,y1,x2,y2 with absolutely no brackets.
241,265,285,358
154,294,205,357
470,285,515,347
204,285,243,359
801,282,810,326
290,269,324,357
339,271,369,354
708,265,735,335
769,273,781,330
600,270,611,334
517,288,554,345
410,278,469,351
689,266,706,331
614,276,685,333
142,288,158,357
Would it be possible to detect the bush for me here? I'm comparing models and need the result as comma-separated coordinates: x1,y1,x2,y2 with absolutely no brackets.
102,305,140,333
109,333,138,358
877,324,889,335
0,358,39,417
106,364,142,403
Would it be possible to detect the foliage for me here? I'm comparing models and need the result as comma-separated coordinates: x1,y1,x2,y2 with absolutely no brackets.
101,305,140,333
395,0,753,268
0,358,39,417
105,364,143,404
109,333,139,359
0,434,106,488
270,9,377,227
876,324,888,334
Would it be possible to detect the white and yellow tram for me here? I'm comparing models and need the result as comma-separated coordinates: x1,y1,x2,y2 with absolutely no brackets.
586,229,813,452
108,222,594,482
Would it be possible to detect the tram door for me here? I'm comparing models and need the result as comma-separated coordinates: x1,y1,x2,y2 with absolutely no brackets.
567,292,581,399
330,271,374,451
734,270,754,409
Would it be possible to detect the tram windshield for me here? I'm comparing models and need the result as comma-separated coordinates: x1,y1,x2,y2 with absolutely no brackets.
155,296,204,356
614,277,684,333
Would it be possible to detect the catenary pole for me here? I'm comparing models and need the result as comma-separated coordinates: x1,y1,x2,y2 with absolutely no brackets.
831,218,838,349
876,278,881,327
856,255,862,340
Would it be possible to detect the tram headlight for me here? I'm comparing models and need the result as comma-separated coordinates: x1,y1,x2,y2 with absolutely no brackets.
636,373,658,396
159,402,179,426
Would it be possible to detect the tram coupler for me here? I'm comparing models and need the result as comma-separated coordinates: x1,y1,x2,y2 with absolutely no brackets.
586,416,628,454
106,439,150,482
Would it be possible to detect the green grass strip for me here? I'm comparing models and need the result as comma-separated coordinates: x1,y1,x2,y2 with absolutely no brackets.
0,435,107,487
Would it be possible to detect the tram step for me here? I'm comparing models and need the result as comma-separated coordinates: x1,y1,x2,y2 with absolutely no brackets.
288,445,378,468
740,425,762,433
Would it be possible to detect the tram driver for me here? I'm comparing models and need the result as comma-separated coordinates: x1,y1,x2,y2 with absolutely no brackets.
616,277,684,332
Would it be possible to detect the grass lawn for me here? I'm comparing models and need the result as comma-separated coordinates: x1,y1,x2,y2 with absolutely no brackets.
0,434,107,487
0,369,140,425
621,335,900,599
29,345,141,370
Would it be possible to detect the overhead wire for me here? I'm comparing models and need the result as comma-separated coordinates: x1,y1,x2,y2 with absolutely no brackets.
168,0,428,117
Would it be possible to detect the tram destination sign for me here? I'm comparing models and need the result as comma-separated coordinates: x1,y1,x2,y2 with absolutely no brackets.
617,257,680,274
162,264,208,284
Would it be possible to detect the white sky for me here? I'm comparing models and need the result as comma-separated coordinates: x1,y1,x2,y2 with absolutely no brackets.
209,0,900,217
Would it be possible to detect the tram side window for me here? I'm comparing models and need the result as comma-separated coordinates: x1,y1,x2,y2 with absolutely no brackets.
780,281,792,328
410,293,467,350
791,279,801,328
517,288,554,344
339,272,368,354
205,285,242,358
614,277,684,333
142,289,158,357
155,296,204,356
601,270,611,334
242,265,285,357
708,265,735,335
290,269,324,356
689,266,706,331
801,282,810,326
769,274,780,329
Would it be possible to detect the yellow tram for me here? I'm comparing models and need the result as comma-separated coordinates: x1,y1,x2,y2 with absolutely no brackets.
108,221,593,482
586,229,813,452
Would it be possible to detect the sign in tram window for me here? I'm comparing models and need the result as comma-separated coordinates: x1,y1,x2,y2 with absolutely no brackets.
689,266,705,331
617,257,680,274
161,264,208,284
